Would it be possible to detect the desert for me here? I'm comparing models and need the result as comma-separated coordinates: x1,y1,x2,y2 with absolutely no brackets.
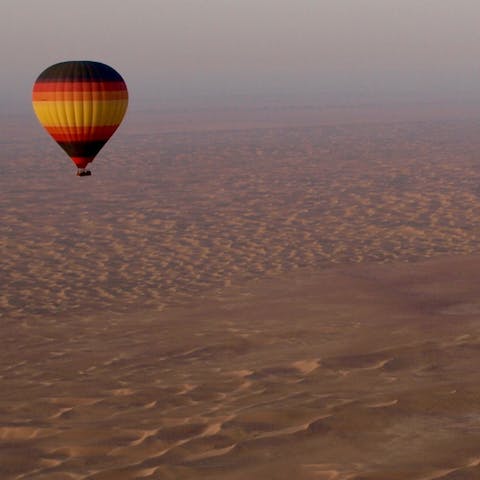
2,105,480,479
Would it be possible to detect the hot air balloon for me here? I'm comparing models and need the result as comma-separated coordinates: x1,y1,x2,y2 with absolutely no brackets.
32,61,128,176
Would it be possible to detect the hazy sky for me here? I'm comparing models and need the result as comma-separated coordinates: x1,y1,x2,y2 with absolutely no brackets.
3,0,480,111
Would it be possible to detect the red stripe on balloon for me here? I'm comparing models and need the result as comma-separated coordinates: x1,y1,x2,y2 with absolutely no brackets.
71,157,94,168
33,81,127,93
45,125,120,142
33,90,128,101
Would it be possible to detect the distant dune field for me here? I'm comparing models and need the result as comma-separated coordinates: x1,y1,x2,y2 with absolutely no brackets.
3,106,480,319
2,105,480,478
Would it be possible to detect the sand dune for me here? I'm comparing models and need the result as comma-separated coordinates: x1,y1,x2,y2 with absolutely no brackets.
4,111,480,478
292,359,321,375
0,426,50,440
2,257,480,478
5,114,480,321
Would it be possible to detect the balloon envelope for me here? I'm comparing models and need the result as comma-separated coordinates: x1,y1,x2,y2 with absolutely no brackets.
32,61,128,168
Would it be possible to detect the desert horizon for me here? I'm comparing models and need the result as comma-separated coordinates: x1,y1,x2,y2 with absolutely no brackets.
4,102,480,318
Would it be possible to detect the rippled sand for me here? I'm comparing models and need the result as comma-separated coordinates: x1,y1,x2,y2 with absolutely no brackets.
4,108,480,320
3,106,480,478
2,257,480,479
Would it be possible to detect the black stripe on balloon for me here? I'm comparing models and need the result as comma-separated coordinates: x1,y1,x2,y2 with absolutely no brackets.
36,61,124,83
57,140,108,158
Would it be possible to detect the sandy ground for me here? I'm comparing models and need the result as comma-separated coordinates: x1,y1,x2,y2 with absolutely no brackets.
2,257,480,479
3,108,480,320
2,105,480,478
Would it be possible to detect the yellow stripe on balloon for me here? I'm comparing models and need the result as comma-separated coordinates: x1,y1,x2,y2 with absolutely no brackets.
32,100,128,127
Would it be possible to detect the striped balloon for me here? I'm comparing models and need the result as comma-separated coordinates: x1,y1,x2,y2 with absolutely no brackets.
32,61,128,169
